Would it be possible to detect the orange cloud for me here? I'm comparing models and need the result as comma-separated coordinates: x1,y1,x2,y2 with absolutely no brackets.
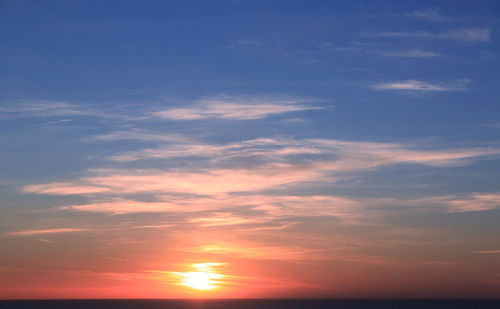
6,228,89,236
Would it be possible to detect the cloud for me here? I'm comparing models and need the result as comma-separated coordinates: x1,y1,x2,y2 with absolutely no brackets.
365,28,490,42
329,44,441,59
38,238,55,244
184,242,317,261
408,8,456,22
0,101,87,116
1,96,319,122
60,194,360,221
188,212,269,227
23,138,500,199
86,129,194,143
0,101,137,121
378,193,500,213
106,137,500,170
370,79,471,92
22,182,111,195
447,193,500,212
377,49,441,58
105,137,314,162
152,97,321,120
6,228,89,236
60,197,228,214
473,250,500,254
75,166,321,196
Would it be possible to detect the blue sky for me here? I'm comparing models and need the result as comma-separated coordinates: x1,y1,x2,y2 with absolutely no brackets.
1,0,500,299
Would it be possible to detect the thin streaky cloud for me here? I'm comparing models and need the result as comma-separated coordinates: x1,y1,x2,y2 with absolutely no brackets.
152,97,322,120
329,45,441,58
58,191,500,220
86,129,195,143
370,79,471,92
59,195,361,220
365,193,500,213
407,8,456,22
22,182,111,195
447,193,500,212
7,228,89,236
38,239,55,244
188,213,268,227
46,119,73,125
473,250,500,254
0,101,89,116
0,101,135,120
364,28,490,42
104,137,499,170
22,139,500,197
377,49,441,58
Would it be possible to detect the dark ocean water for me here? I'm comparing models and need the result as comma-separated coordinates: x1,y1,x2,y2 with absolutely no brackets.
1,299,499,309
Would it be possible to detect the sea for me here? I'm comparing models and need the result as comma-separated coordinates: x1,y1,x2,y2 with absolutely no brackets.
0,299,499,309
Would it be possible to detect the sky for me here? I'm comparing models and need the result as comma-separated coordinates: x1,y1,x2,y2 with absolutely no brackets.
1,0,500,299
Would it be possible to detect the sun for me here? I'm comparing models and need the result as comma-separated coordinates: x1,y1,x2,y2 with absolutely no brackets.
180,271,223,290
172,263,225,291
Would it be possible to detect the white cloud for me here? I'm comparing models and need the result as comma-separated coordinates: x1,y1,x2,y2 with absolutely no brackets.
370,79,471,92
408,8,456,22
329,44,441,59
86,129,194,143
377,49,441,58
0,101,135,120
365,28,490,42
0,101,89,116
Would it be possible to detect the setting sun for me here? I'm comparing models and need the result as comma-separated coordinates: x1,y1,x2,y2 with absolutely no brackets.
180,271,223,290
172,263,225,291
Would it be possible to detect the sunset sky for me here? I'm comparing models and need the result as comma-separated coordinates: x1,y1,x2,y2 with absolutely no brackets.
1,0,500,299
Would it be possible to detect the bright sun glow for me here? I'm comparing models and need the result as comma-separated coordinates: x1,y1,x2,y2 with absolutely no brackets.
174,263,225,290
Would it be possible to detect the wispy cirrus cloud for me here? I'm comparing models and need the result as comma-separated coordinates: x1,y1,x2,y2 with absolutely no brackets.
22,182,111,195
85,129,194,143
187,212,268,227
104,137,312,162
365,193,500,213
364,28,490,42
364,28,491,43
6,228,89,236
151,97,321,120
0,100,137,121
473,250,500,254
328,45,441,59
104,136,499,169
60,194,361,220
447,193,500,212
370,79,471,92
0,101,90,117
23,138,500,198
377,49,441,58
407,8,457,22
53,166,320,196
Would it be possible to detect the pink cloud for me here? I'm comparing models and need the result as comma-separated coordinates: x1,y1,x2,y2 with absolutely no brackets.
22,182,110,195
447,193,500,212
152,97,320,120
